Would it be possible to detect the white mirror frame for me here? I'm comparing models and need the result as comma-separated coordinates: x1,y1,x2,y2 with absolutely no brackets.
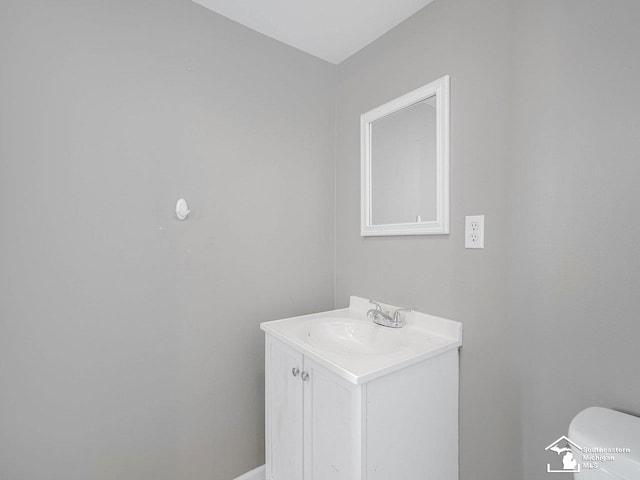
361,75,450,236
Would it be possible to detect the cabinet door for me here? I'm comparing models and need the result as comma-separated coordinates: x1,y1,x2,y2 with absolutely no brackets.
266,336,304,480
303,357,363,480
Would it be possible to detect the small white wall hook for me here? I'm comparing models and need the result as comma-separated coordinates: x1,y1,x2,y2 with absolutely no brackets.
176,198,190,220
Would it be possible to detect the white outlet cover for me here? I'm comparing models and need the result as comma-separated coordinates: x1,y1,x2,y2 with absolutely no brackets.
465,215,484,249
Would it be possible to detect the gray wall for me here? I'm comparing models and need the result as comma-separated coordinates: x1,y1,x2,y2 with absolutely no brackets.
0,1,335,479
334,0,519,479
510,1,640,478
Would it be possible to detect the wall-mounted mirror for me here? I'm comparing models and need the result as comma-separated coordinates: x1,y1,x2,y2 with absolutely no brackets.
361,75,449,236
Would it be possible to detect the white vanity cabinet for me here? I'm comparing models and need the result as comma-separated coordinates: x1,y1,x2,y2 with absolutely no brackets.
262,297,462,480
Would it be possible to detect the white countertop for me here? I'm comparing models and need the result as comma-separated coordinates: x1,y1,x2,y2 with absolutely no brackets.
261,296,462,385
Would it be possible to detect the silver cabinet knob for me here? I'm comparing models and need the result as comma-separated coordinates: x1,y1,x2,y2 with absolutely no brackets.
301,371,309,381
291,367,300,377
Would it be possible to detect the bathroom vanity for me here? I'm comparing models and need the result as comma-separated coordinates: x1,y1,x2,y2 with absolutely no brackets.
261,296,462,480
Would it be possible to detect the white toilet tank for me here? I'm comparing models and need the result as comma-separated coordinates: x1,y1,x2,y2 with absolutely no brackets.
569,407,640,479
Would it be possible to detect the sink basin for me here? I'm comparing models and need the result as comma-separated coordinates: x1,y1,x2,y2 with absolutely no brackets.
260,296,462,384
301,318,404,355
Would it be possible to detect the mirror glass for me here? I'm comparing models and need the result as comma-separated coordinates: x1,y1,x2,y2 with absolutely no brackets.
371,96,437,225
361,75,449,236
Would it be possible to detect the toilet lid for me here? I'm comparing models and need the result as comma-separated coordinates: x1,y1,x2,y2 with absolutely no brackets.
569,407,640,478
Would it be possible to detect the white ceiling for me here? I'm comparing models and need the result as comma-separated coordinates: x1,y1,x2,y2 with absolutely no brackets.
192,0,435,64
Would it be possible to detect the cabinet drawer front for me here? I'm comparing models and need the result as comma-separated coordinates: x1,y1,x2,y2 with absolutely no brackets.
266,337,304,480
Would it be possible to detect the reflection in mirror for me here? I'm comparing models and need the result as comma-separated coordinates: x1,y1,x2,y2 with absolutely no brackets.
361,75,449,236
371,96,437,225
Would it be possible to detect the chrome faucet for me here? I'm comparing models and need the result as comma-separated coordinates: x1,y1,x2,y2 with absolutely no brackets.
367,300,411,328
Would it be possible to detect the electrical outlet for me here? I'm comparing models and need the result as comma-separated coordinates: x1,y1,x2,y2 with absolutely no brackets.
465,215,485,249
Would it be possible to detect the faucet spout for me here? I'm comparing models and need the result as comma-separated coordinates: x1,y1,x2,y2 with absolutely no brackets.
367,300,410,328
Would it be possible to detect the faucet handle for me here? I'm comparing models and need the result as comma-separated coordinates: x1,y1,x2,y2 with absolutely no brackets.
393,307,412,322
369,300,384,311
